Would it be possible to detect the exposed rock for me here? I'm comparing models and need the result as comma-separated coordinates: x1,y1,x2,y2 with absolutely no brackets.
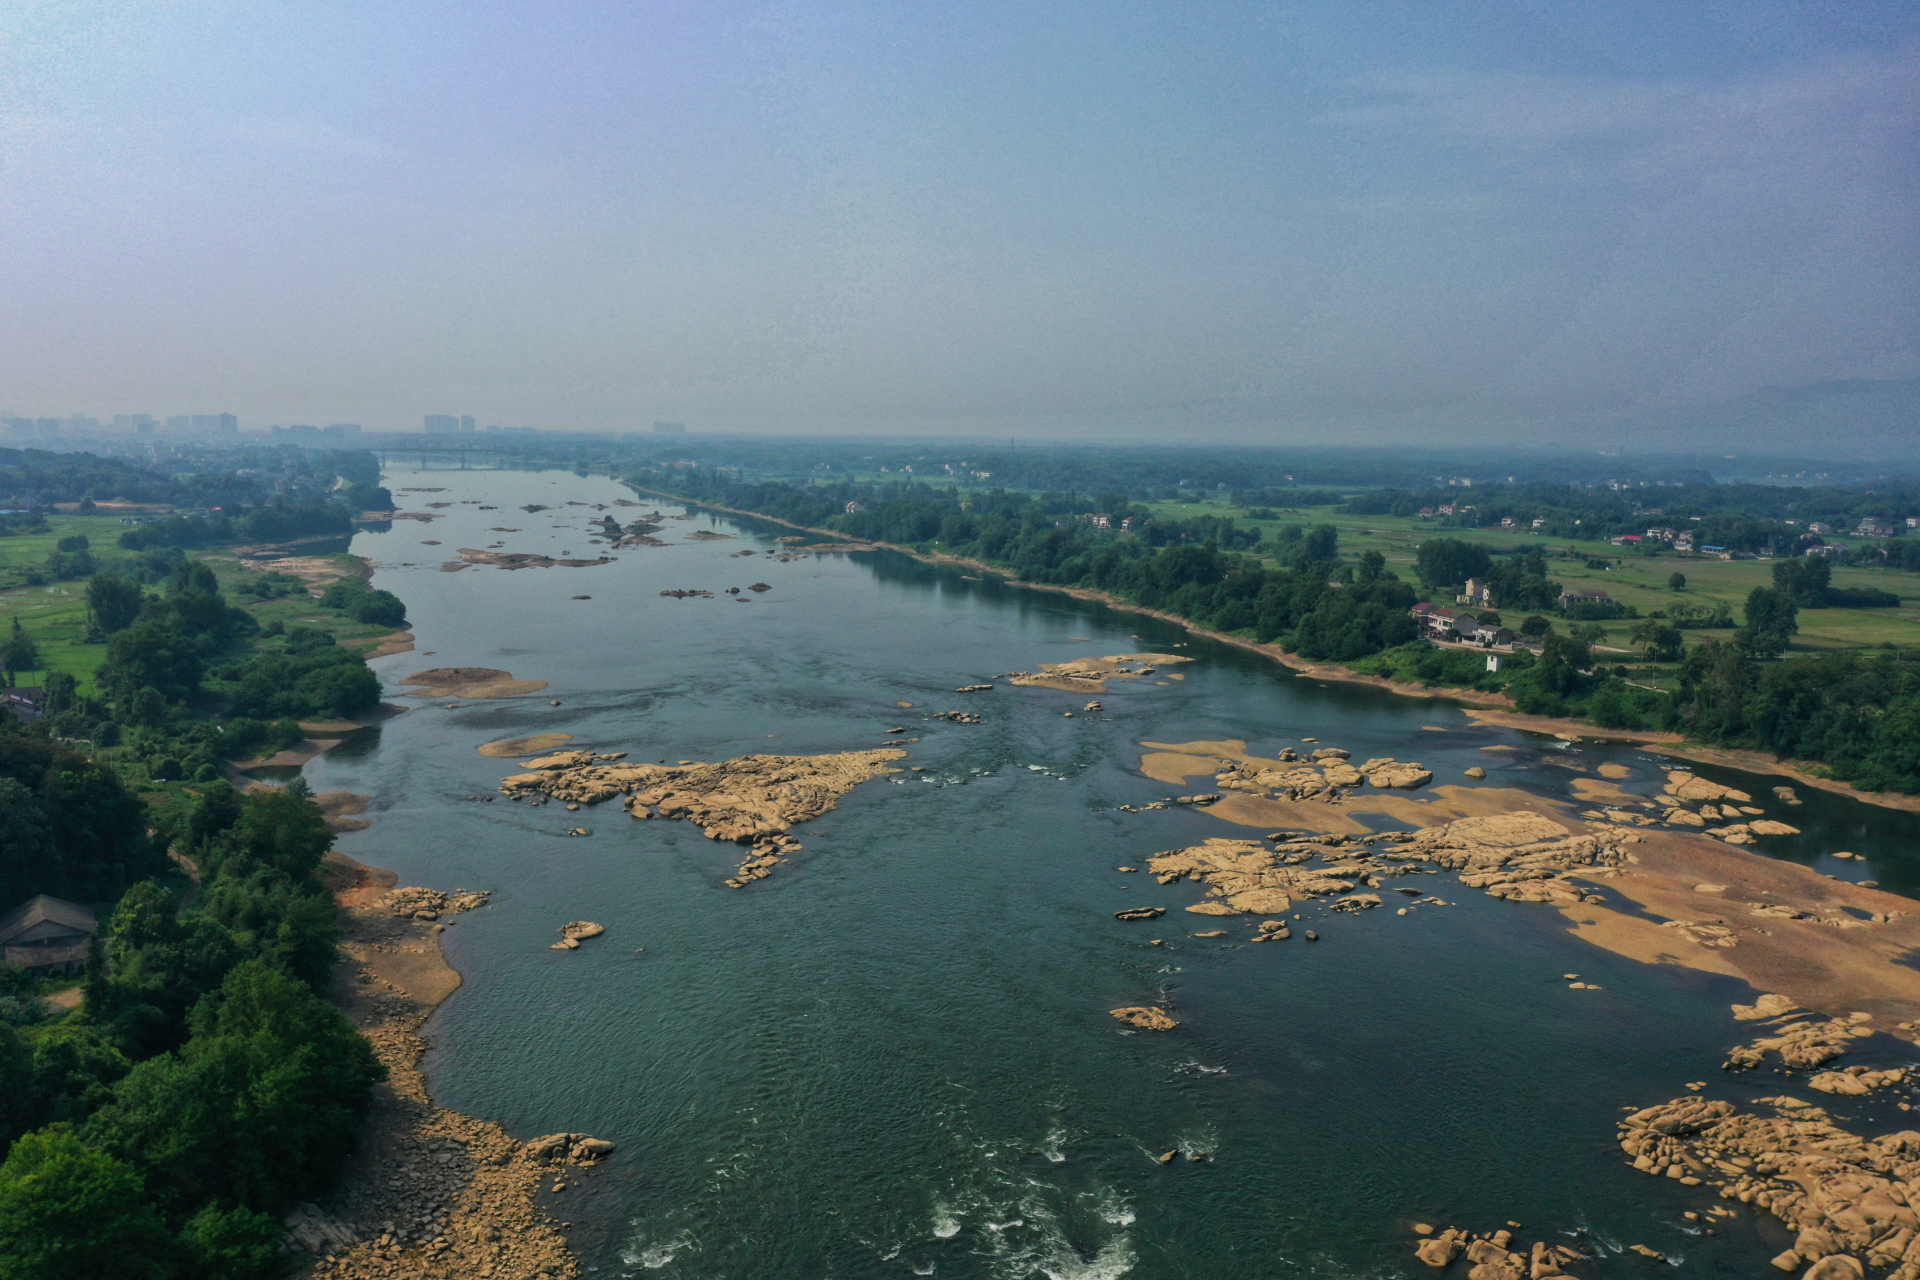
559,921,603,941
1114,907,1165,921
1810,1067,1908,1096
1006,653,1192,693
281,1202,361,1255
1734,993,1799,1021
525,1133,616,1164
1725,1014,1873,1072
1465,766,1487,779
380,887,492,918
1360,758,1434,789
1665,771,1753,804
501,749,905,864
1330,894,1382,912
1110,1006,1178,1031
1415,1229,1464,1268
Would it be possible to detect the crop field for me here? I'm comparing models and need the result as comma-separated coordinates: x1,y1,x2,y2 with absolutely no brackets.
1143,497,1920,655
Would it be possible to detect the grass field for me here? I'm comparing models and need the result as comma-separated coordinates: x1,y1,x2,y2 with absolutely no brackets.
0,513,395,696
1142,497,1920,655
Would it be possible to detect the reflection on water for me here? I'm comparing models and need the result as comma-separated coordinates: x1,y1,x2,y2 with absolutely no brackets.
301,469,1919,1280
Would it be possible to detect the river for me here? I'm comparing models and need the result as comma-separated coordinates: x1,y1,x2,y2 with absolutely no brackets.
306,468,1920,1280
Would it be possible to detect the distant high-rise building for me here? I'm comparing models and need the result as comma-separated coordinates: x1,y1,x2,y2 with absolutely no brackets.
114,415,133,429
324,423,362,436
424,414,459,434
653,422,687,435
460,415,476,432
165,415,191,431
3,418,32,434
216,413,237,433
191,415,216,431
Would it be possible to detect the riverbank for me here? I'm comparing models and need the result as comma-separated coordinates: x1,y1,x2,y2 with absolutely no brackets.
295,851,588,1280
634,486,1914,811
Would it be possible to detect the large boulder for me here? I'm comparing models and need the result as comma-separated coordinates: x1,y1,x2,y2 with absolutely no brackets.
1110,1007,1178,1031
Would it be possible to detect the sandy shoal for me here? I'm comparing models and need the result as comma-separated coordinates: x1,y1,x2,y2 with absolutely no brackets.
478,732,575,758
315,790,374,833
400,666,550,699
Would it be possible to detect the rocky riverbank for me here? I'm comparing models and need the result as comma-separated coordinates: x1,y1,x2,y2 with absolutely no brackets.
288,855,609,1279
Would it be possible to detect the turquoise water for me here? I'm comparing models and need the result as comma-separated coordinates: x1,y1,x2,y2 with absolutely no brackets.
308,470,1919,1279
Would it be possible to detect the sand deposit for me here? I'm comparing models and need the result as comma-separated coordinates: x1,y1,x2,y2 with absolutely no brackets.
476,733,574,758
400,668,551,699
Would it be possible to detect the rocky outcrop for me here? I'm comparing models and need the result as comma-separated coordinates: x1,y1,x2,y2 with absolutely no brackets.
726,833,804,888
1006,653,1192,692
1137,817,1624,918
1617,1086,1920,1280
524,1133,616,1165
501,749,905,859
1410,1226,1584,1276
550,922,604,950
1724,1013,1874,1072
1359,758,1434,789
1109,1007,1178,1031
380,887,492,921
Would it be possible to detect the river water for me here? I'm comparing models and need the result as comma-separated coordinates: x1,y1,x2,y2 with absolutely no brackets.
307,469,1920,1280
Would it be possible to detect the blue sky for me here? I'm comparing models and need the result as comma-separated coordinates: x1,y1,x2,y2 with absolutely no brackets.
3,1,1916,438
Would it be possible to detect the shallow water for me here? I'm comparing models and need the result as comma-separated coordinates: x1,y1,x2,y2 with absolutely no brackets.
308,469,1920,1279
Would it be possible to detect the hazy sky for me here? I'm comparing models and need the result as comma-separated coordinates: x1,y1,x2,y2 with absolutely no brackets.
4,1,1917,437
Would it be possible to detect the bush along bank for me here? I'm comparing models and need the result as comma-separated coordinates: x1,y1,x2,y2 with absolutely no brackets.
637,471,1920,796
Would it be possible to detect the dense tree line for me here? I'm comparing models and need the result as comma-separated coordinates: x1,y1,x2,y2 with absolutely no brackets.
642,471,1419,661
0,734,384,1278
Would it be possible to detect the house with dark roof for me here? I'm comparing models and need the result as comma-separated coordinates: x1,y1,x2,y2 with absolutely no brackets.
0,895,97,973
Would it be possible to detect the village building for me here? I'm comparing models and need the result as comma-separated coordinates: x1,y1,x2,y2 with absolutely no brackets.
1457,577,1491,606
1557,587,1612,609
0,895,97,973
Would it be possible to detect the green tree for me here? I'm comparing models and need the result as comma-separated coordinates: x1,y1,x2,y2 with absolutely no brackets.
1413,538,1492,590
1629,620,1684,662
178,1203,281,1280
0,1129,172,1280
1537,632,1591,696
1739,586,1798,659
86,961,384,1215
3,619,38,687
1770,555,1831,608
1668,572,1686,591
84,572,145,636
1518,615,1552,637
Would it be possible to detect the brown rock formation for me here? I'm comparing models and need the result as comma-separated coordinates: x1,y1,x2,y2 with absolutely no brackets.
500,748,905,871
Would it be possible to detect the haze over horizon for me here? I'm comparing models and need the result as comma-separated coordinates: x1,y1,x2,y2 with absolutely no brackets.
4,2,1917,450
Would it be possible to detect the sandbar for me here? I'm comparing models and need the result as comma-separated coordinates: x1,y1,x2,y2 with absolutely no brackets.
477,732,574,758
